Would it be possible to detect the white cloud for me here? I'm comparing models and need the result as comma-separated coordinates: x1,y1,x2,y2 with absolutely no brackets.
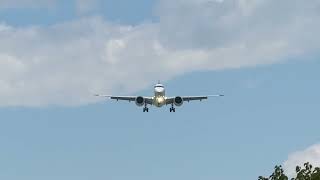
0,0,320,106
284,144,320,177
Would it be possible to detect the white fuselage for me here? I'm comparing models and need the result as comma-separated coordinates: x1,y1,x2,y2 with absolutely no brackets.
153,84,166,107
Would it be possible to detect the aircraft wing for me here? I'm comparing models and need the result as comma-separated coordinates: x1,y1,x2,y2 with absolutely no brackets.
94,95,153,104
166,95,224,104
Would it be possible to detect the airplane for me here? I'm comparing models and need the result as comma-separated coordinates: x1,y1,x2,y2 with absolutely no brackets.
95,82,224,112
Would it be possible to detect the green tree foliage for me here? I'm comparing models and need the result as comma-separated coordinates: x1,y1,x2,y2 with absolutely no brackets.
259,163,320,180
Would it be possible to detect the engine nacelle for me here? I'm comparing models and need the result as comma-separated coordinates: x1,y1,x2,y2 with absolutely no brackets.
174,96,183,106
135,96,145,106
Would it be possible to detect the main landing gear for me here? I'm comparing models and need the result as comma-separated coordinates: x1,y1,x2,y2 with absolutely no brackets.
143,104,149,112
170,103,176,112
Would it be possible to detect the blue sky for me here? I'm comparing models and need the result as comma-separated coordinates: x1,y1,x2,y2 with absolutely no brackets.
0,0,155,26
0,0,320,179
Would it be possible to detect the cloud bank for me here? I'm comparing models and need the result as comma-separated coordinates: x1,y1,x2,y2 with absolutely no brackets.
284,144,320,177
0,0,320,106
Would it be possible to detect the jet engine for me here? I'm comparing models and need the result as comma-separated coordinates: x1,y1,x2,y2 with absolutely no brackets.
174,96,183,106
135,96,145,106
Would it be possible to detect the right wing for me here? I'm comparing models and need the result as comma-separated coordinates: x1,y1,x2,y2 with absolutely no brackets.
94,95,153,104
94,95,136,101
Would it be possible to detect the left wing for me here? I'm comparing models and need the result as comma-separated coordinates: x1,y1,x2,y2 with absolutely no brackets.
94,95,153,104
166,95,224,104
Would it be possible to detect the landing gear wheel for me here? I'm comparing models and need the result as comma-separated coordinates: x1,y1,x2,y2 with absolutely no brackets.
170,103,176,112
143,107,149,112
170,107,176,112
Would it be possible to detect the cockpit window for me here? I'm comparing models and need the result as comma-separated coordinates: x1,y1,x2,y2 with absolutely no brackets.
155,85,164,88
